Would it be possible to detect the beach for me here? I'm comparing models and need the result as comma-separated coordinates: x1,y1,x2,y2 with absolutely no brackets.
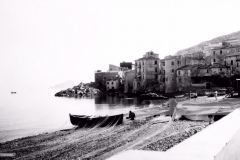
0,96,239,160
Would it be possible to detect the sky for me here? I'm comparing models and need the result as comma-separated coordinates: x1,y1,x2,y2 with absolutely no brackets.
1,0,240,90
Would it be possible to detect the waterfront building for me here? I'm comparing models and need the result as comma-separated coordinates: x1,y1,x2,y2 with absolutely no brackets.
95,71,119,91
158,59,166,92
133,51,160,93
106,79,120,91
176,65,200,92
191,63,230,89
124,70,135,93
163,55,178,93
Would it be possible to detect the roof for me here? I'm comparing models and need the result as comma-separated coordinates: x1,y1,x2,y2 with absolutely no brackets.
163,56,177,60
198,63,229,69
135,56,160,61
224,52,240,58
209,63,230,69
177,64,202,71
212,44,240,50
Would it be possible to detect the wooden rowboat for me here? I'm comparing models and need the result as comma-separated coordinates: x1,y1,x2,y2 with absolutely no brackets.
69,114,123,128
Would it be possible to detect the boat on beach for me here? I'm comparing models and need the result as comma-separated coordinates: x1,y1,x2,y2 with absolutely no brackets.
11,92,17,94
176,108,233,122
69,113,124,128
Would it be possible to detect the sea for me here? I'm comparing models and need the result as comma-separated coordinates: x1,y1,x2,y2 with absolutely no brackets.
0,87,166,143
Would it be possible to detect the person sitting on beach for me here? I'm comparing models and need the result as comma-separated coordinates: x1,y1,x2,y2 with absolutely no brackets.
127,111,135,120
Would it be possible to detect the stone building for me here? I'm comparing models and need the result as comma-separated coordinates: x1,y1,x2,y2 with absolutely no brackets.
176,65,200,92
124,70,135,94
95,71,119,91
106,79,120,91
191,63,230,89
163,55,178,93
211,41,240,65
133,51,160,93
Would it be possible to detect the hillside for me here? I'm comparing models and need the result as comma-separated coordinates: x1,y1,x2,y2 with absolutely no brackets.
176,30,240,56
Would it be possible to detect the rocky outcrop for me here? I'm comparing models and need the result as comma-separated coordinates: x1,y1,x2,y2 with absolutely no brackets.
54,82,101,97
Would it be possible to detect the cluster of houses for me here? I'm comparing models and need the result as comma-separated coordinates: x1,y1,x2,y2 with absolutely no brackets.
95,39,240,94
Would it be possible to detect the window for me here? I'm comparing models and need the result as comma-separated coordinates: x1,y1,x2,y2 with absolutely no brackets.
220,68,222,71
163,78,165,82
162,62,165,66
213,59,216,63
112,81,114,84
213,51,215,55
172,61,174,66
137,82,140,87
177,61,181,66
155,75,158,80
225,61,227,65
155,61,157,65
143,61,144,65
238,63,239,67
163,70,165,74
155,68,157,72
179,78,182,83
107,82,109,84
172,69,174,73
166,77,168,82
207,70,209,73
220,50,222,54
178,71,180,75
231,60,233,65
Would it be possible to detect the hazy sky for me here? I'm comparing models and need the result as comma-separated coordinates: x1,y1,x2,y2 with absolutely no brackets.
1,0,240,90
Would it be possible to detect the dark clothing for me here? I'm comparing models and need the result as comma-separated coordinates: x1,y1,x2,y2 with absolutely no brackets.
129,111,135,120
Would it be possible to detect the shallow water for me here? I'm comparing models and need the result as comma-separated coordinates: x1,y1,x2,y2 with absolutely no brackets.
0,87,166,142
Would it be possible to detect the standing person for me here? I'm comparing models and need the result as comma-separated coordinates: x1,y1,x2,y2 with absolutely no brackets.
215,91,218,101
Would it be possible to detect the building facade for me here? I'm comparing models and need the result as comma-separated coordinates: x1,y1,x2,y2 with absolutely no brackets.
133,51,160,93
106,79,120,91
124,70,135,93
95,71,119,91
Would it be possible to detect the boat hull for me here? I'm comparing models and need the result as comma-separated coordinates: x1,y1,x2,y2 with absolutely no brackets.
69,114,123,128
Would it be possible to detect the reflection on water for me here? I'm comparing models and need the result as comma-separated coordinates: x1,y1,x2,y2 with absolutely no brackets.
95,95,141,106
0,88,167,142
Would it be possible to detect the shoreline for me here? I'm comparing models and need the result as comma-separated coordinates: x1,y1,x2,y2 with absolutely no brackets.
1,97,239,159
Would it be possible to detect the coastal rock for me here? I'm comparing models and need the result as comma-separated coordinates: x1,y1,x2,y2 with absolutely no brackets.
54,82,101,97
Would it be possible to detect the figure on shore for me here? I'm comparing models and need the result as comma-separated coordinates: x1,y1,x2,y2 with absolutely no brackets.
215,91,218,101
194,92,197,101
127,111,135,120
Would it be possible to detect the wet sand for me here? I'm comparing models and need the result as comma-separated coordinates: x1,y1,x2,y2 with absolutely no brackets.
0,106,209,160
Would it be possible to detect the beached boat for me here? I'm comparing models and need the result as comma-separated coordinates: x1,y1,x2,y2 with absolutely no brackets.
69,113,124,128
11,92,17,94
177,109,232,122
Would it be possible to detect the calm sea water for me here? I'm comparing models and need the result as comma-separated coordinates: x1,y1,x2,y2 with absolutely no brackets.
0,87,165,143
